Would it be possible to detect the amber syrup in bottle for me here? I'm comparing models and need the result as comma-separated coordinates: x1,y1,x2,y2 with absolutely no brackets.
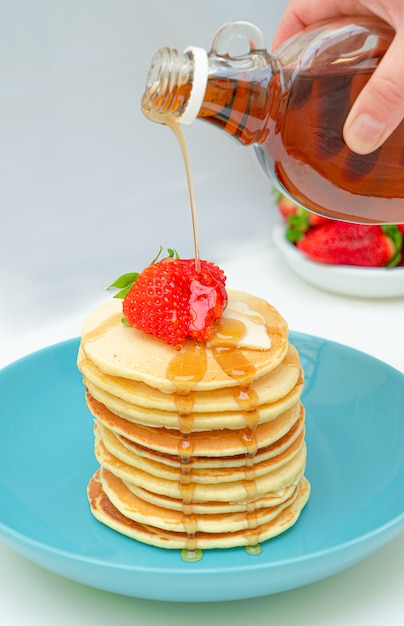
143,18,404,224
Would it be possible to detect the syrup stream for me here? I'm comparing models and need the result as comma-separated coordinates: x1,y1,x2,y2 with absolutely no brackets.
142,88,201,272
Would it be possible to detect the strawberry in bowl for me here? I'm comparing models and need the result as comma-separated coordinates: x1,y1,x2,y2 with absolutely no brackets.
272,191,404,297
296,223,402,268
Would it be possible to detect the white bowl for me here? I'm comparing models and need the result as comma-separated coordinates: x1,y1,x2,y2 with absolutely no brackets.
272,224,404,298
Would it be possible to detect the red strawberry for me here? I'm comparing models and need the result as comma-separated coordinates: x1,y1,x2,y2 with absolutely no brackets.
275,193,299,221
108,249,227,346
185,260,227,342
296,223,402,267
273,189,330,242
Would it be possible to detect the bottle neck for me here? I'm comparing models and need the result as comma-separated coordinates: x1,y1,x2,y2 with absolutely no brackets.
142,47,209,125
142,20,276,146
197,50,276,146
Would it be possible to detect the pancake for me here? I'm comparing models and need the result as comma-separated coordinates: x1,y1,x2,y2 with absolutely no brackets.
95,412,305,471
83,374,304,431
88,470,311,550
77,342,302,412
120,481,298,514
99,467,301,534
89,394,303,457
114,407,305,467
94,436,307,502
79,290,289,393
78,289,311,551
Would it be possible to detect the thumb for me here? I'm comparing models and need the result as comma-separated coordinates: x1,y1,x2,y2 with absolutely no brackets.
343,33,404,154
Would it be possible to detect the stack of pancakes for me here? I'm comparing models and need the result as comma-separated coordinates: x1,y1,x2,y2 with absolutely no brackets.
77,289,310,551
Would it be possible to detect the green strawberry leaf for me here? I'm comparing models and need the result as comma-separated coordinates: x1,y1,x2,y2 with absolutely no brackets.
106,272,139,299
106,272,139,290
113,285,136,299
381,225,403,268
386,251,402,268
286,211,310,243
106,246,182,299
167,248,180,259
150,245,164,265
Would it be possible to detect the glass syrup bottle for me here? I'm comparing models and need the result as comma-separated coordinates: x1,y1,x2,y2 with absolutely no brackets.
142,18,404,225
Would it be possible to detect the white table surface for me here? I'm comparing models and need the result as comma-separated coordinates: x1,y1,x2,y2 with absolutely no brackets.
1,239,403,626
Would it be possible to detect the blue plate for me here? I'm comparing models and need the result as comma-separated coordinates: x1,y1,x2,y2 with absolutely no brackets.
0,334,403,602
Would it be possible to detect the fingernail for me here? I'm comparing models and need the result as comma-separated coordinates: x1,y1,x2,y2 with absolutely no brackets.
344,113,386,154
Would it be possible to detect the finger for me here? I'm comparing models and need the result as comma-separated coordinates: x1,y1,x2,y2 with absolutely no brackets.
272,12,306,50
343,32,404,154
272,0,370,50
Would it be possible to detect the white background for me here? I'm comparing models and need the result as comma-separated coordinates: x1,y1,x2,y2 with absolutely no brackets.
1,1,403,624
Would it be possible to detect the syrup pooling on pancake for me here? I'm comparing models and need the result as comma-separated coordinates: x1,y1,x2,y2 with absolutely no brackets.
79,339,301,417
81,312,123,346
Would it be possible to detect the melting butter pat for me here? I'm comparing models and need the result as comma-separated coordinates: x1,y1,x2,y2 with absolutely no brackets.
218,300,271,350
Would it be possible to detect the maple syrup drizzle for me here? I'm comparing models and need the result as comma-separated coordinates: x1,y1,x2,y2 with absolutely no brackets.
166,315,263,549
214,319,263,545
166,341,207,393
166,341,207,548
142,87,200,272
81,313,123,347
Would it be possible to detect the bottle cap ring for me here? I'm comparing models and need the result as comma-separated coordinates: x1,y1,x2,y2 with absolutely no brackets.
180,47,208,125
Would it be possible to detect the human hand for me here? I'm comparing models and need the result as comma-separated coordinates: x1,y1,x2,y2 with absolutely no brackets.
272,0,404,155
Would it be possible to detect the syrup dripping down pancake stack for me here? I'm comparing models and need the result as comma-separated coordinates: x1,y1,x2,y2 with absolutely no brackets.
78,288,310,550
